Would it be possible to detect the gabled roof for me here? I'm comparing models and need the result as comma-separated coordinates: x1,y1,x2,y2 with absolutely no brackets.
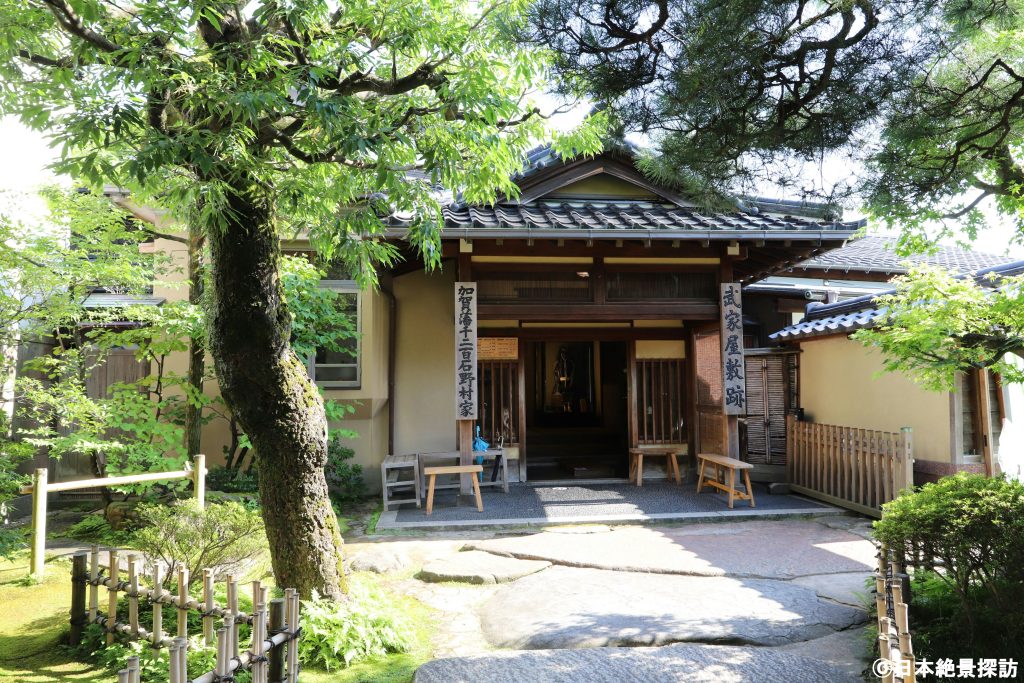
769,259,1024,342
791,235,1015,276
383,144,864,242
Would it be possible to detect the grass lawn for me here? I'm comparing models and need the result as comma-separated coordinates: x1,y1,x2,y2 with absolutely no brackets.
0,552,434,683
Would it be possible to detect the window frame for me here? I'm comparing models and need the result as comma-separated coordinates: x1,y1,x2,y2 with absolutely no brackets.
307,279,361,389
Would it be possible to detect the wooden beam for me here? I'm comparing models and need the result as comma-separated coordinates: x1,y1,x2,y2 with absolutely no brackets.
478,303,718,320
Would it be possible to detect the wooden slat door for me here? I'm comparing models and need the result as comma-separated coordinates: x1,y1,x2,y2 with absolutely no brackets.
692,326,724,455
744,351,798,465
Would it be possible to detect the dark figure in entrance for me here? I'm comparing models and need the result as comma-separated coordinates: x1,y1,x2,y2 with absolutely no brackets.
552,345,575,412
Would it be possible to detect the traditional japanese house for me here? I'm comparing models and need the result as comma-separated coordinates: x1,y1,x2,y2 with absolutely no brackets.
271,144,864,489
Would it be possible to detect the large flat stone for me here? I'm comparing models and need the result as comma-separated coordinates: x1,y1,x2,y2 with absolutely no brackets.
778,629,873,679
465,519,874,579
413,643,863,683
479,566,866,648
790,571,872,608
419,550,550,584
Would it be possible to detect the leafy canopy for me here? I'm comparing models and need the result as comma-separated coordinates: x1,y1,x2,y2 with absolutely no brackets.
2,0,604,278
852,265,1024,391
523,0,1023,236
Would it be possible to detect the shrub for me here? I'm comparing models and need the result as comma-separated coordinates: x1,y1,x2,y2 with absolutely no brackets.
75,624,232,683
299,583,414,670
874,473,1024,662
62,512,134,547
131,499,267,586
874,473,1024,606
0,414,33,559
325,434,366,505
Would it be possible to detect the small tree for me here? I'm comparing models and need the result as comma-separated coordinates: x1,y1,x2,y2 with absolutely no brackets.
852,265,1024,392
1,0,604,598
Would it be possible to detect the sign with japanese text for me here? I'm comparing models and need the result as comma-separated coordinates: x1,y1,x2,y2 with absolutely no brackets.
720,282,746,415
478,337,518,360
455,282,478,420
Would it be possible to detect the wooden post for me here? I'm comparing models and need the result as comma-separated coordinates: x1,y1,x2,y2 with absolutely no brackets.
285,588,299,683
177,565,189,639
126,656,140,683
151,564,162,650
202,568,215,645
193,453,206,507
168,639,181,683
127,555,139,637
69,552,88,647
977,370,995,477
88,546,99,623
175,637,187,683
898,428,913,494
458,420,473,496
29,468,47,578
106,549,119,645
268,599,286,683
227,574,239,658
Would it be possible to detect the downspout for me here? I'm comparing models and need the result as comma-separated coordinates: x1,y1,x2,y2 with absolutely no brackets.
382,285,397,455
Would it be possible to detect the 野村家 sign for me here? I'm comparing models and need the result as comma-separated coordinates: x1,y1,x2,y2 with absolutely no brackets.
720,282,746,415
455,282,478,420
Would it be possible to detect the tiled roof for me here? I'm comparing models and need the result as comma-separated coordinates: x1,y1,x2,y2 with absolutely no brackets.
383,200,863,237
769,258,1024,342
769,305,886,341
793,235,1015,275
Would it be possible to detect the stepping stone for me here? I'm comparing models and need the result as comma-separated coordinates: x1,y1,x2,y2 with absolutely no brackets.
420,550,550,584
466,519,874,579
349,548,410,574
479,566,866,648
413,643,863,683
790,572,872,608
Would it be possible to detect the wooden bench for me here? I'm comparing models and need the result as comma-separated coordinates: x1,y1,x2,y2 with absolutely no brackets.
424,465,483,515
628,447,684,487
696,453,756,509
380,454,420,511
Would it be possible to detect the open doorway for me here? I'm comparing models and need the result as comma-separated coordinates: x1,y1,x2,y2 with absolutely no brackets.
525,340,629,480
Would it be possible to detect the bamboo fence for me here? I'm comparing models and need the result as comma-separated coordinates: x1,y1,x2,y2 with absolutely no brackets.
876,545,916,683
71,547,301,683
22,454,207,578
786,416,914,517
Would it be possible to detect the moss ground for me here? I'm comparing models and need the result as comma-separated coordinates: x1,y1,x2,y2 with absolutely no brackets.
0,553,433,683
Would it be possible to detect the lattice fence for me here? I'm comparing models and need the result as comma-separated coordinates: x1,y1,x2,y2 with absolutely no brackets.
71,547,301,683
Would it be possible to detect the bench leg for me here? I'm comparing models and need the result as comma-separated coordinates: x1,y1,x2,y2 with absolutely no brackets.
636,454,644,487
696,460,706,493
727,468,736,509
670,454,681,485
471,476,483,512
426,474,436,515
743,469,756,508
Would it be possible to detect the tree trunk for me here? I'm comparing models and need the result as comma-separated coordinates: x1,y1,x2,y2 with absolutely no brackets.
183,229,205,459
206,183,345,600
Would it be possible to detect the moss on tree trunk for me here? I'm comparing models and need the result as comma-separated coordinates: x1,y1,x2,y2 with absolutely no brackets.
206,183,345,600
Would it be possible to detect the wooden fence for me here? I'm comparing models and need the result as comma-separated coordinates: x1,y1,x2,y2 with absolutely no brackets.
71,547,301,683
21,454,206,578
876,545,916,683
786,416,914,517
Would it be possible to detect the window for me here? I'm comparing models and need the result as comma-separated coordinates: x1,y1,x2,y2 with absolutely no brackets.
307,280,361,388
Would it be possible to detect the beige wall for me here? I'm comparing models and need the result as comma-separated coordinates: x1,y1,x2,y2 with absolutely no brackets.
636,340,685,359
392,268,457,456
799,335,952,463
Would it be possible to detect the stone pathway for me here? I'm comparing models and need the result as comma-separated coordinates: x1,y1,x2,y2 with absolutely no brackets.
346,515,877,681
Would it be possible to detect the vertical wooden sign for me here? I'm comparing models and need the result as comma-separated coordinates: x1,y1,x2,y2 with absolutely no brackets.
720,282,746,415
455,282,478,419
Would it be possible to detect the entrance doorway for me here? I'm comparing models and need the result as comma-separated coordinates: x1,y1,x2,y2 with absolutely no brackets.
524,340,629,480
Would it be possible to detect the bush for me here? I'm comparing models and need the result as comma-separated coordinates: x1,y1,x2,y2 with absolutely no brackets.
874,473,1024,662
62,512,134,547
874,473,1024,605
299,583,414,670
75,624,231,683
325,434,366,505
131,499,267,586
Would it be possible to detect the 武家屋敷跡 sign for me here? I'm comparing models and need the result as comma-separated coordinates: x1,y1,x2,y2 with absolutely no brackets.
720,282,746,415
